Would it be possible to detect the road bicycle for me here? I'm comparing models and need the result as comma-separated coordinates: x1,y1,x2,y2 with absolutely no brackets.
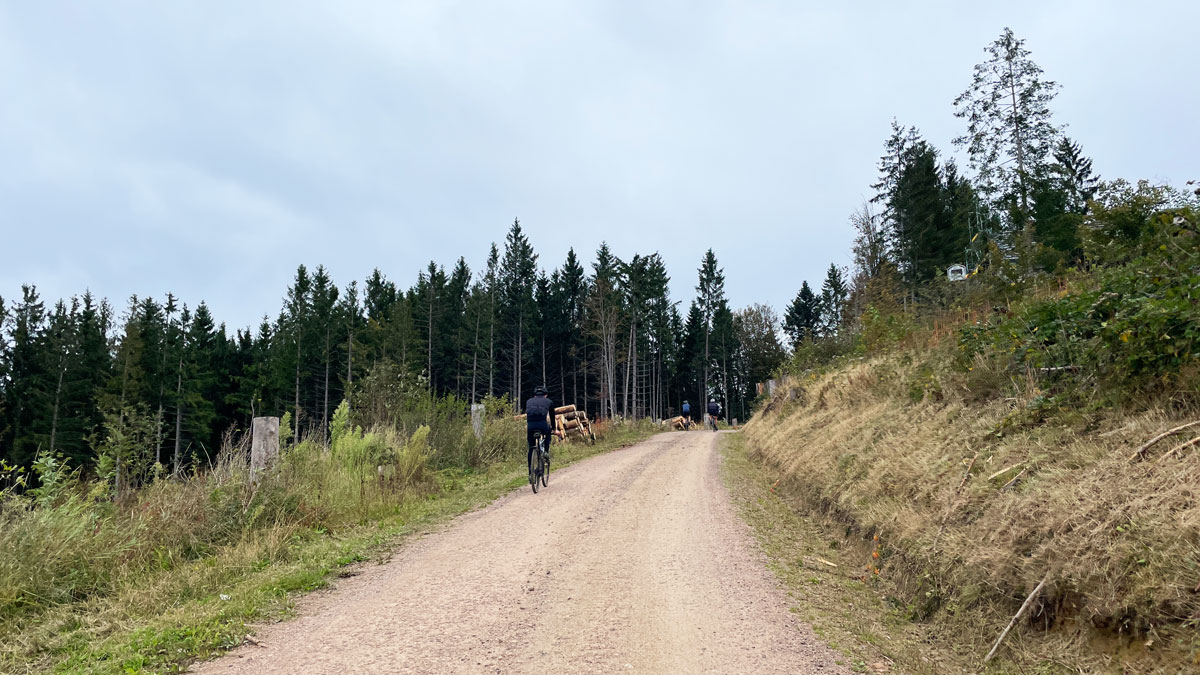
528,431,550,493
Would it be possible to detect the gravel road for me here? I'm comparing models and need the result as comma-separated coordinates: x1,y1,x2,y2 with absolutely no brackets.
192,431,846,674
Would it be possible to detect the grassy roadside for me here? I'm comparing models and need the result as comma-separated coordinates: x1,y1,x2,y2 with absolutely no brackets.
722,431,984,675
2,424,657,674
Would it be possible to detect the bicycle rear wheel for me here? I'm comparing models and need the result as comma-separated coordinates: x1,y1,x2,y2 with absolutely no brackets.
529,435,541,494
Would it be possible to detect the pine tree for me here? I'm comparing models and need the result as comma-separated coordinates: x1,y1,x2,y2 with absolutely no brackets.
283,265,312,435
819,265,850,336
443,258,471,398
891,139,948,284
179,302,219,467
6,286,49,466
871,119,922,230
499,219,537,407
953,27,1061,225
412,261,445,389
337,280,364,391
558,249,588,407
310,266,339,443
587,242,623,419
1051,137,1099,214
783,282,821,349
695,250,726,407
483,244,500,398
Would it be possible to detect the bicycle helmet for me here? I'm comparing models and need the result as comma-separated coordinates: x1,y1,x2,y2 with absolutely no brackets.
533,385,547,396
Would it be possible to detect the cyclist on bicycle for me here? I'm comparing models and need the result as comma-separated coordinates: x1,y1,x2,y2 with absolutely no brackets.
707,398,721,432
525,385,559,474
681,400,692,429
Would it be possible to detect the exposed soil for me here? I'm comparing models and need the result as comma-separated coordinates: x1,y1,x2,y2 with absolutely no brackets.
191,431,846,674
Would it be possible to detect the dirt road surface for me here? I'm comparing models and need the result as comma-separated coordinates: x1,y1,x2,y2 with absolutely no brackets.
192,431,846,674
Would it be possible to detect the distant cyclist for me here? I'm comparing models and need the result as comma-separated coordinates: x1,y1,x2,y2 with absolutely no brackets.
707,398,721,432
525,386,560,474
681,400,692,429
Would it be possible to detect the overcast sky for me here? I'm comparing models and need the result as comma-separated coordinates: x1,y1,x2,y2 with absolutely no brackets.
2,1,1196,331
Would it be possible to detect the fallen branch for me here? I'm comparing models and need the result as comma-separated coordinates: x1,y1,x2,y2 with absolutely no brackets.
984,573,1050,663
956,452,980,493
987,463,1023,482
1154,435,1200,464
1130,420,1200,461
1001,468,1026,492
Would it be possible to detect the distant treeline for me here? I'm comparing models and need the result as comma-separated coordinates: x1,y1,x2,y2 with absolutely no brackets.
0,221,786,474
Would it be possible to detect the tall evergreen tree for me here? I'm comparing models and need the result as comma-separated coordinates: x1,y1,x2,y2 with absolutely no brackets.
587,242,623,419
783,282,821,349
694,250,726,407
819,264,849,336
953,27,1061,225
6,286,49,466
1051,137,1099,214
499,219,537,407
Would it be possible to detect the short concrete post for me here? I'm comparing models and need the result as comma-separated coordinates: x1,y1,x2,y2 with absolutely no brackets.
470,404,485,439
250,416,280,484
733,418,739,427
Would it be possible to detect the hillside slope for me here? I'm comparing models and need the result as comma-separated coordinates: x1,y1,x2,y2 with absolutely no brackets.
743,352,1199,671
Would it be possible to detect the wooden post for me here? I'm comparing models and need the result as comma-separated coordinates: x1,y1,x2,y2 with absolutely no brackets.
251,416,280,484
470,404,485,439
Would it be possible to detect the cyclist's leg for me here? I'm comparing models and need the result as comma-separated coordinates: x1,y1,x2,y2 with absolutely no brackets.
526,427,538,473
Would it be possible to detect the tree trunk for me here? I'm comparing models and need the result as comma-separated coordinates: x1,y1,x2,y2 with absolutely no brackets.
49,364,64,453
294,334,302,440
1007,57,1028,216
173,355,184,476
346,323,353,388
427,293,434,388
471,308,481,403
488,290,495,397
323,328,331,448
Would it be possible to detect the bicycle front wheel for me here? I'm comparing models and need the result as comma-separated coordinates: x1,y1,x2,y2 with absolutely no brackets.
540,451,549,487
529,443,540,494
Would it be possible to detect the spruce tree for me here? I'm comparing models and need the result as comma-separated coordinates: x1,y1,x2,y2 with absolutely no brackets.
6,286,49,466
783,282,821,349
819,265,849,336
1052,137,1099,214
587,242,623,418
953,27,1061,225
499,219,537,406
695,250,726,406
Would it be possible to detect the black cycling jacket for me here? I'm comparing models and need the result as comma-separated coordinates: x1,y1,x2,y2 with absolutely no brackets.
525,395,554,428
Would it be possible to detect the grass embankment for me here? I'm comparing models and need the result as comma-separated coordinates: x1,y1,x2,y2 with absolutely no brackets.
741,207,1198,672
0,415,657,674
742,356,1198,672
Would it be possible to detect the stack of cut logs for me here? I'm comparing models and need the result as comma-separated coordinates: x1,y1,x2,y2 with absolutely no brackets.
665,416,691,430
513,404,596,443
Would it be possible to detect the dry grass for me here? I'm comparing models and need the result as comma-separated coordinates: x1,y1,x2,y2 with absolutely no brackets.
745,350,1200,671
0,417,658,673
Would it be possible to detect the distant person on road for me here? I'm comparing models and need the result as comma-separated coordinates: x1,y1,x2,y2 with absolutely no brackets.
707,399,721,432
681,400,692,429
525,386,560,473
